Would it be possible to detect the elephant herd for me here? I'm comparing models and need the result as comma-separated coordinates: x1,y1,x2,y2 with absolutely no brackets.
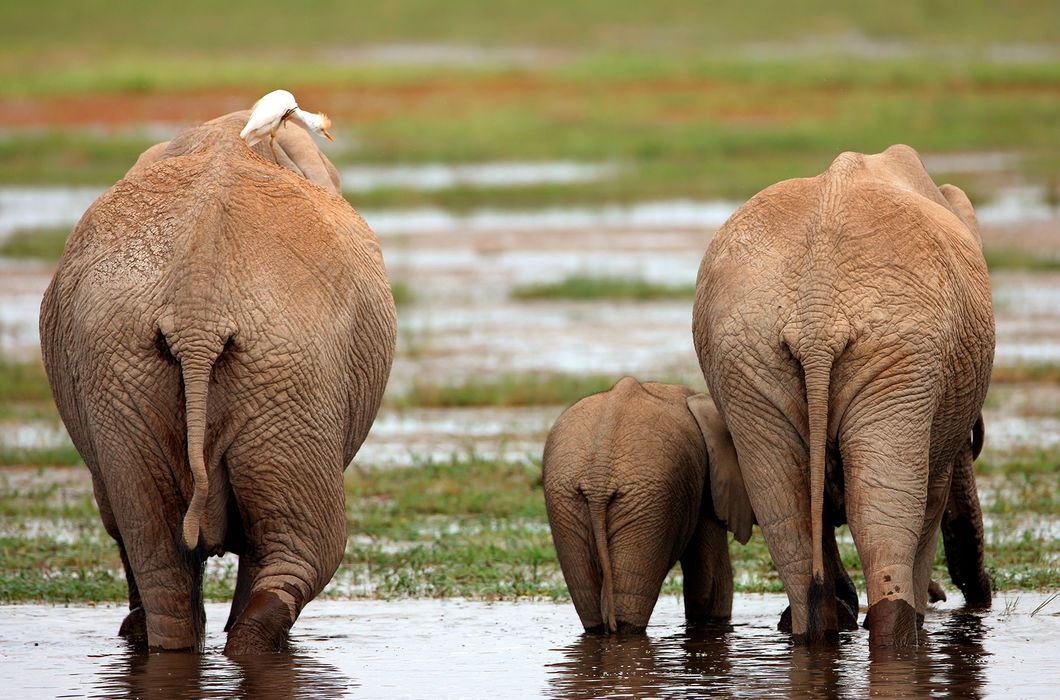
39,99,993,655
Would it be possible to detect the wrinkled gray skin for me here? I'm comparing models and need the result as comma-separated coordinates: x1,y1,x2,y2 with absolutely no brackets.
40,111,396,654
692,145,993,647
543,378,754,633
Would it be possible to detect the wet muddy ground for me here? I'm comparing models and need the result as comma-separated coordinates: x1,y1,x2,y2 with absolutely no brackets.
1,593,1058,698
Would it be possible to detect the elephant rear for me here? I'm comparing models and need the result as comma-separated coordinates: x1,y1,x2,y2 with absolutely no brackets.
543,379,727,633
40,112,397,653
692,145,993,647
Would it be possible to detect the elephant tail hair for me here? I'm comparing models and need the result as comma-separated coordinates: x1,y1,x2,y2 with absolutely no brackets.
166,331,230,552
587,497,617,633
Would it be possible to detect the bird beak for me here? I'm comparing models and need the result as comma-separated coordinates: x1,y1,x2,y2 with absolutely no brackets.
318,114,335,142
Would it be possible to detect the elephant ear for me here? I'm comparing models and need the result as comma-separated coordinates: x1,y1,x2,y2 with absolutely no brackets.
260,122,343,195
939,183,982,245
123,141,171,181
686,393,754,545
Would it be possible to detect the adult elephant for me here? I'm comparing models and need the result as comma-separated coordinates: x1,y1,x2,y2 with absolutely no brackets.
543,378,754,633
692,145,993,647
40,109,397,654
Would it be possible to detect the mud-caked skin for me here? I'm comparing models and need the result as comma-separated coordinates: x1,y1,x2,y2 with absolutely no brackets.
542,378,754,634
692,144,994,647
40,111,396,654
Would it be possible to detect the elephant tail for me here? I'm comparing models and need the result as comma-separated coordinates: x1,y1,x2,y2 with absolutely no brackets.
587,497,618,633
784,325,843,643
804,352,833,640
160,319,231,552
179,352,217,550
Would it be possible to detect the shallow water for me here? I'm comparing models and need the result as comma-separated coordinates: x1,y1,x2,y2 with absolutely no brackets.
1,593,1057,699
2,182,1054,244
340,161,619,192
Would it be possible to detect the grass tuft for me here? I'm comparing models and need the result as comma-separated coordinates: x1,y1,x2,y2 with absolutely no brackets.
984,248,1060,273
0,227,70,261
511,275,695,301
393,373,620,408
991,364,1060,385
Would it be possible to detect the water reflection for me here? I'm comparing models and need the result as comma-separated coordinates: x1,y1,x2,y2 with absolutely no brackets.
92,646,355,699
547,622,742,698
547,610,990,699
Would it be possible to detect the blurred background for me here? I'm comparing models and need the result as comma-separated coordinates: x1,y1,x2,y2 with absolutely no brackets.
0,0,1058,637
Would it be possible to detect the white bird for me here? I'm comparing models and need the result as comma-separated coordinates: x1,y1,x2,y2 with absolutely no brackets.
240,89,334,161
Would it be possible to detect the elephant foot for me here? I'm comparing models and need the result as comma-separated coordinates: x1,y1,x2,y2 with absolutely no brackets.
224,590,294,655
584,621,647,635
118,606,147,647
864,598,918,647
928,579,947,603
778,599,858,634
955,574,992,610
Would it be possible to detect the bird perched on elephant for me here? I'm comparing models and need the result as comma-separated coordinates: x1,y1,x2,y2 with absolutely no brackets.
543,378,754,633
692,144,993,647
39,102,397,654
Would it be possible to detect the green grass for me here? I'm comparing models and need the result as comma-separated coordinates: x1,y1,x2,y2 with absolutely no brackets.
0,445,82,468
512,275,695,301
390,281,415,306
4,1,1058,63
1,3,1058,206
0,131,156,186
0,357,58,421
984,248,1060,273
978,445,1060,476
2,451,1056,603
0,227,70,261
4,62,1055,207
392,373,621,408
991,365,1060,385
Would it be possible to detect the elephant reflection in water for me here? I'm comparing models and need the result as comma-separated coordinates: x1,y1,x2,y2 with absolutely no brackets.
547,622,736,699
788,608,988,699
96,647,353,699
547,610,988,699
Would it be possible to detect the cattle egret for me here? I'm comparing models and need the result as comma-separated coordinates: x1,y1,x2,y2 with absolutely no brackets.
240,89,334,161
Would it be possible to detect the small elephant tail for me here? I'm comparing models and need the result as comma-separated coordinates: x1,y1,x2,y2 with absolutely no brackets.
587,498,617,634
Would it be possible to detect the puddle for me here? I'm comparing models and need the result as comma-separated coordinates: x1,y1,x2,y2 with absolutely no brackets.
352,406,558,467
921,151,1026,174
2,183,1054,249
0,186,101,240
0,593,1056,698
340,161,618,192
362,199,742,234
0,421,69,450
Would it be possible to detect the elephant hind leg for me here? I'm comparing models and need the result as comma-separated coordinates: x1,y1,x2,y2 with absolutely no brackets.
116,542,147,646
94,476,149,645
777,530,858,633
101,456,207,651
225,553,257,632
547,496,605,632
680,515,733,623
841,419,931,647
941,442,991,608
222,452,348,655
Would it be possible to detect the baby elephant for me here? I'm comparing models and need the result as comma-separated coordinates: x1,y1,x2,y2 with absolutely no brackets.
543,377,754,633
